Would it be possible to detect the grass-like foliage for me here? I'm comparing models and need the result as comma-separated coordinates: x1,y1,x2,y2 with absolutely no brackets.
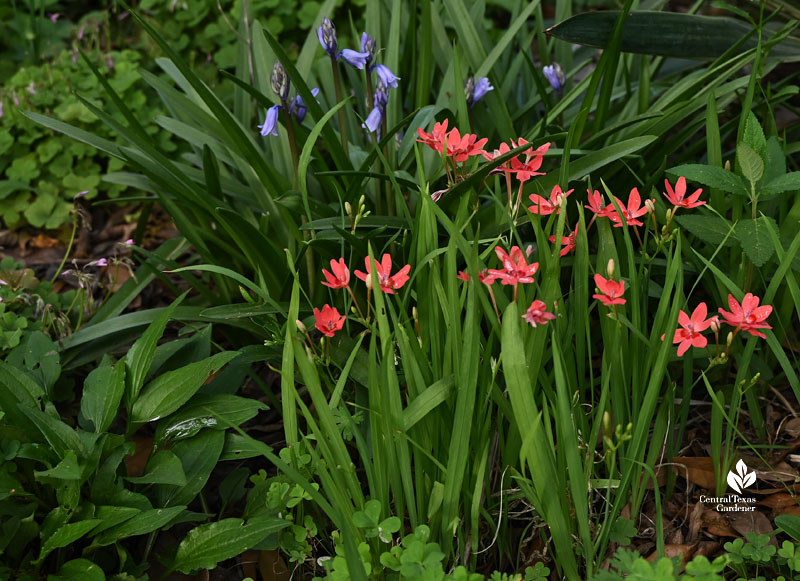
4,0,800,579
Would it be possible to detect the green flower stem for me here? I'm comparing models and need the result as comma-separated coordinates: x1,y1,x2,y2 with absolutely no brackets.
283,106,300,187
331,55,349,157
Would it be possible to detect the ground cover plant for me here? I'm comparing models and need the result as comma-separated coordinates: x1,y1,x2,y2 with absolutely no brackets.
2,0,800,579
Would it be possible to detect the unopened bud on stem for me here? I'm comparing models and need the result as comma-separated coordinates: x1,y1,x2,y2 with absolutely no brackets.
270,61,290,102
607,258,615,279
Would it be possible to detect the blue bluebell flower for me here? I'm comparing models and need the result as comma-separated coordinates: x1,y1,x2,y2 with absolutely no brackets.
289,88,320,123
339,49,371,70
258,104,281,137
318,18,337,57
543,63,566,95
465,76,493,106
374,79,389,108
374,64,399,89
361,32,376,68
271,61,290,102
363,106,383,134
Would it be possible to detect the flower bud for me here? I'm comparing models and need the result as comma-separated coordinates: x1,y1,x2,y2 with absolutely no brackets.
464,76,475,105
270,61,290,102
296,319,307,333
645,199,655,215
607,258,615,279
724,159,731,171
361,32,376,66
543,62,566,95
602,410,611,435
318,18,337,56
665,208,673,223
345,201,352,216
710,317,720,334
726,331,734,348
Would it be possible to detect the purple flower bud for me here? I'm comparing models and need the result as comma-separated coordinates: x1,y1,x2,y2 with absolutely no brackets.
543,63,566,95
338,49,371,70
258,105,281,137
124,238,135,245
107,55,115,70
472,77,493,104
362,32,376,64
0,278,7,286
318,18,337,56
374,64,399,89
76,190,89,198
374,79,389,108
270,61,290,102
289,88,320,123
49,12,60,22
89,258,108,267
0,101,4,119
363,106,383,134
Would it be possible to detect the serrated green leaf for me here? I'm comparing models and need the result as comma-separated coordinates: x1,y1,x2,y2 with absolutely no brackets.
126,450,187,486
81,359,125,433
736,217,777,267
171,517,290,574
761,172,800,199
674,214,737,247
131,351,240,424
742,112,767,160
737,142,764,185
667,164,748,196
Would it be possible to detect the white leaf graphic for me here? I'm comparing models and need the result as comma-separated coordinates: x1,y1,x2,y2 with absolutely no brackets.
742,471,756,489
727,471,743,493
736,459,748,479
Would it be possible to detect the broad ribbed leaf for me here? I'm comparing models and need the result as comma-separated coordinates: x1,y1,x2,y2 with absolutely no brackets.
154,394,267,444
171,517,290,574
95,506,185,546
131,351,240,423
81,359,126,433
547,11,800,60
126,450,187,486
736,217,777,267
667,164,748,196
37,520,102,563
737,143,764,184
674,215,737,247
761,172,800,199
49,558,105,581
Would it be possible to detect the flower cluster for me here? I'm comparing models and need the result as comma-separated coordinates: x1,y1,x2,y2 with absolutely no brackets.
585,187,653,228
661,293,772,357
458,245,555,328
417,119,488,162
318,18,371,69
313,254,411,339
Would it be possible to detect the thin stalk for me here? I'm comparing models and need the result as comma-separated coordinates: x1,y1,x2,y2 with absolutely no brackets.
331,56,349,157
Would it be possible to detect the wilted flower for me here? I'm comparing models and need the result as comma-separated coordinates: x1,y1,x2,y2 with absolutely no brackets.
374,64,399,88
523,299,556,328
258,104,281,137
270,61,290,102
543,62,566,95
318,18,337,56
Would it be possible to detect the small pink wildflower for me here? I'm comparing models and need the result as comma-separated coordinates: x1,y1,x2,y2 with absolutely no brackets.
314,304,346,337
593,274,626,306
718,293,773,339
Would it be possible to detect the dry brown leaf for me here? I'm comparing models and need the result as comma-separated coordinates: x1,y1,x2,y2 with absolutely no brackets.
758,493,800,510
672,457,717,490
758,461,799,483
700,510,739,537
687,502,704,543
728,510,776,544
779,505,800,518
124,437,153,478
259,549,290,581
784,418,800,437
31,233,61,248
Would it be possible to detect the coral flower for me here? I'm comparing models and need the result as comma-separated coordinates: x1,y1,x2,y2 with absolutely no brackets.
354,253,411,294
444,128,488,162
663,176,705,209
605,188,651,228
549,224,578,256
457,269,497,285
593,274,626,306
314,304,346,337
488,246,539,286
417,119,450,154
510,140,550,183
585,189,609,217
665,303,717,356
528,185,574,216
718,293,773,338
321,258,350,289
523,299,556,328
